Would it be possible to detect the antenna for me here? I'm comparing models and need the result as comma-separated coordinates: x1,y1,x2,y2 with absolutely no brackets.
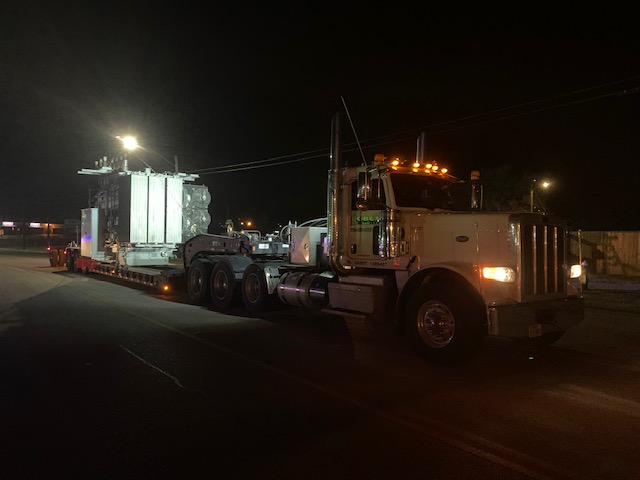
416,132,426,164
340,96,368,166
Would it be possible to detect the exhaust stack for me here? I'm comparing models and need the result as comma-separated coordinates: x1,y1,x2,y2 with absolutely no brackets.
327,113,350,275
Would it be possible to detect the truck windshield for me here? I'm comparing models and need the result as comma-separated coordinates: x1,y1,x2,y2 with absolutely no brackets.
390,173,469,211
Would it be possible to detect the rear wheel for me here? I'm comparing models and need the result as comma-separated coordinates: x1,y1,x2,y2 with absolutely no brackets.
241,263,269,313
405,283,484,362
187,259,212,302
210,260,239,310
66,250,76,272
50,249,59,267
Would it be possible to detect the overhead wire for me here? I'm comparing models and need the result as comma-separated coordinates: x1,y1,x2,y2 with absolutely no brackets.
187,76,640,176
188,148,327,174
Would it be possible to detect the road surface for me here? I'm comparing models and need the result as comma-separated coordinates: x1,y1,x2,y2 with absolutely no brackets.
1,251,639,480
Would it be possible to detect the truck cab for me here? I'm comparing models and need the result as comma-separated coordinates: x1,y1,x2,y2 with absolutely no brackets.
325,117,583,361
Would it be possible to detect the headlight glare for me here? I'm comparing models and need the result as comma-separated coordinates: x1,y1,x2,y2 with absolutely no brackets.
482,266,515,283
570,264,582,279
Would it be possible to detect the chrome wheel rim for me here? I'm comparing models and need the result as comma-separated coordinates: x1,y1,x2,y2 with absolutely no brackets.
416,300,455,348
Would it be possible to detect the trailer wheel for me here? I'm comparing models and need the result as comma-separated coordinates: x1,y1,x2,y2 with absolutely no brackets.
66,250,76,272
241,263,269,313
57,248,66,267
210,260,238,310
404,283,483,363
187,259,212,302
50,249,59,267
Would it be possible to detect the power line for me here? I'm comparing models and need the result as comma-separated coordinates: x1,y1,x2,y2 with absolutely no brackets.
187,77,640,176
188,148,327,174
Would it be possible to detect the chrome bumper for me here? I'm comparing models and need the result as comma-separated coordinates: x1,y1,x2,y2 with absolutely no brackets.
487,296,585,338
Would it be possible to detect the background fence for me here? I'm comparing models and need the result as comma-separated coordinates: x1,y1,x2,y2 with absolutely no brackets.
569,231,640,277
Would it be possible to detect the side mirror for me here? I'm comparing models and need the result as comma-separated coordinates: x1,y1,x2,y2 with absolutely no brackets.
356,171,369,211
356,197,369,211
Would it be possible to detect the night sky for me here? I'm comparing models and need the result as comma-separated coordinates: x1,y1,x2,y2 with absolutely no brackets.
1,3,639,233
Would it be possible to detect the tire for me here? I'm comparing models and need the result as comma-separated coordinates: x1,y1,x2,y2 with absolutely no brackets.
66,250,76,272
210,260,239,310
535,330,565,345
50,249,59,267
404,283,484,363
241,263,269,313
57,249,66,267
187,259,212,302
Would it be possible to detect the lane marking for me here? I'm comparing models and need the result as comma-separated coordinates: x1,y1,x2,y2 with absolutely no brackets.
545,383,640,419
119,345,187,389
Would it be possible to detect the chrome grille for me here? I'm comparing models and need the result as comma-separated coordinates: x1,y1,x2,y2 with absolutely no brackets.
519,217,567,297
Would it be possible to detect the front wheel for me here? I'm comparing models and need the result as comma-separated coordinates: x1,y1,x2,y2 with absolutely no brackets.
534,330,565,345
405,283,484,362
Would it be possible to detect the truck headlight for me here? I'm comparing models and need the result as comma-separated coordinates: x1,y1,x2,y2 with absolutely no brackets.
570,264,582,279
482,266,515,283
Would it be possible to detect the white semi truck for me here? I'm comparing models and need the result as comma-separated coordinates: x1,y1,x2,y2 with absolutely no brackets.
182,114,584,360
66,114,585,361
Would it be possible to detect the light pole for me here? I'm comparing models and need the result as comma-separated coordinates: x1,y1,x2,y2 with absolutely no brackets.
530,179,551,212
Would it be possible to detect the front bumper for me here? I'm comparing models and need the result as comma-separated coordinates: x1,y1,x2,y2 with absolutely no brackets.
487,296,585,338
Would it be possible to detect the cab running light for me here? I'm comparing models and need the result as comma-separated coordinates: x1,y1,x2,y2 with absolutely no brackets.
570,264,582,279
482,266,515,283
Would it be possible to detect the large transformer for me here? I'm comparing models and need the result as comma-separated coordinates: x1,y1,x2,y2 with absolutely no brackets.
78,158,211,266
182,183,212,240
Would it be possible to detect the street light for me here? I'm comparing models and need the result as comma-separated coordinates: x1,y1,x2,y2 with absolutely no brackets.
118,135,139,151
116,135,153,170
116,135,179,172
530,179,551,212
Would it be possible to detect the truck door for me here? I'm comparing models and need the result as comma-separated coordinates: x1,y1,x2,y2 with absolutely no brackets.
347,178,386,260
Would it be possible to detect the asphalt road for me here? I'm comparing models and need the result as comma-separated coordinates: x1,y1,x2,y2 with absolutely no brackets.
2,251,640,480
